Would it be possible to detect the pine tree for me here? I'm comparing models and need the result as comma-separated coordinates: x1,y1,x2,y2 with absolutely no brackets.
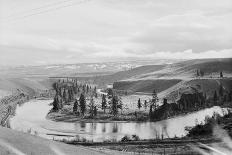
89,96,95,117
228,90,232,102
95,92,98,98
52,94,63,111
73,99,78,113
213,91,218,105
200,70,204,77
144,100,147,109
63,89,69,103
107,88,113,100
196,69,200,77
151,89,159,111
149,105,153,118
101,94,107,113
87,85,89,93
137,98,142,110
219,84,224,96
111,95,119,116
220,71,223,78
94,106,97,116
79,93,86,115
163,98,167,105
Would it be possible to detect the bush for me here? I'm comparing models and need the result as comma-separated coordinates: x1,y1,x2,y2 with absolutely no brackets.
121,135,131,142
132,134,140,141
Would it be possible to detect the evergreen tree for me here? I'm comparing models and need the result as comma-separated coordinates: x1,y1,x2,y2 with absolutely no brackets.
144,100,147,109
200,70,204,77
111,95,120,116
151,89,159,111
87,85,89,93
73,99,78,113
228,90,232,102
94,106,97,116
79,93,86,115
219,84,224,96
196,69,200,77
163,98,167,105
95,92,98,98
82,85,86,93
213,90,218,105
137,98,142,110
68,88,73,102
52,82,58,91
220,71,223,78
149,105,153,118
101,94,107,113
107,88,113,100
52,94,63,111
89,96,95,117
117,96,123,114
63,89,69,103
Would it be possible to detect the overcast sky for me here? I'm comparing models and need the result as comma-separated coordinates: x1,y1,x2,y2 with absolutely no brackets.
0,0,232,66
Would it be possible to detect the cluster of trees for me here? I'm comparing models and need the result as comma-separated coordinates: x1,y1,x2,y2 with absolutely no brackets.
196,69,204,77
52,78,97,111
73,88,122,117
213,84,232,105
196,69,224,78
104,88,122,116
136,89,159,119
52,78,123,117
147,83,232,121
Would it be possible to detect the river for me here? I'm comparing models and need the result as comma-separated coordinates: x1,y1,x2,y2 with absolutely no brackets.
9,99,228,142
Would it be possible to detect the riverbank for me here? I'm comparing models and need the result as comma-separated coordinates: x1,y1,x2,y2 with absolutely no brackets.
0,127,124,155
61,136,221,154
47,109,148,123
47,103,229,124
0,92,29,127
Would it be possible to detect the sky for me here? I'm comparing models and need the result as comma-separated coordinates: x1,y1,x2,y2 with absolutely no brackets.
0,0,232,66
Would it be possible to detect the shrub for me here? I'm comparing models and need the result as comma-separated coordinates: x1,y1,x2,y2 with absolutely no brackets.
132,134,140,141
121,135,131,142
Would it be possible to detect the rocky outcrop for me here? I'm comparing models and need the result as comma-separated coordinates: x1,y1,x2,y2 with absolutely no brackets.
177,86,205,111
151,86,206,120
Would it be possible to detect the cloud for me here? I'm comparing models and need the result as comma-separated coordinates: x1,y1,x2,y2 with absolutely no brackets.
0,0,232,65
131,13,232,52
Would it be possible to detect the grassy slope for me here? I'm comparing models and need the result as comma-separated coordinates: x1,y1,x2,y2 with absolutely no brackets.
75,65,165,87
113,79,181,93
0,78,54,96
0,127,123,155
112,58,232,96
162,78,232,102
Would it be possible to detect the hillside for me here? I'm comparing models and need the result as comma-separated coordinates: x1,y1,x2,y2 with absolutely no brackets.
161,78,232,102
125,58,232,80
0,127,123,155
80,65,165,87
111,58,232,96
113,79,181,94
0,59,177,78
0,78,54,97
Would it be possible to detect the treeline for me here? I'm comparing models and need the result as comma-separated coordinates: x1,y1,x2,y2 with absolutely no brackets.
150,83,232,121
196,69,224,78
71,89,123,117
52,79,97,111
51,79,123,118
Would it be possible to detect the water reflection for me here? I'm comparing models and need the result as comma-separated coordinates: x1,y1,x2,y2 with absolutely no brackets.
10,99,229,142
102,123,106,133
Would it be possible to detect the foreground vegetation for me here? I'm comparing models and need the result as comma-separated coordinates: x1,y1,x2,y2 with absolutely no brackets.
185,108,232,138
